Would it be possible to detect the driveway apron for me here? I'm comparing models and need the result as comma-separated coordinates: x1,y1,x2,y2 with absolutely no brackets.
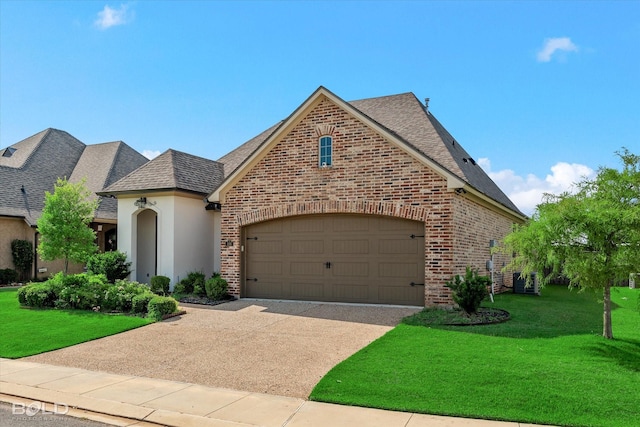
23,300,420,398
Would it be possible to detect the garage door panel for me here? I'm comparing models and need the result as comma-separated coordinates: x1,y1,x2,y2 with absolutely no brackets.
246,280,289,299
291,240,324,254
332,262,369,277
333,283,369,301
290,261,324,276
290,282,324,299
332,240,369,254
244,214,424,306
251,240,283,254
332,216,370,232
378,262,418,278
291,217,325,233
378,239,419,254
251,261,283,276
378,286,424,304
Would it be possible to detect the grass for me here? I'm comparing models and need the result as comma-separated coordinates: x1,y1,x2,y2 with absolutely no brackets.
0,288,153,358
310,286,640,427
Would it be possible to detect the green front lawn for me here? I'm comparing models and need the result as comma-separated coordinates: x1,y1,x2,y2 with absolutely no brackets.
311,286,640,427
0,288,153,358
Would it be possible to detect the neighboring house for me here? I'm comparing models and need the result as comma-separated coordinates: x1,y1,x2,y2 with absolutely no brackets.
0,128,148,279
107,86,525,306
99,149,224,285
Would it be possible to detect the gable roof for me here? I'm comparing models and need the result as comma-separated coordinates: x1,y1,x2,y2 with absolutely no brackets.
101,149,225,196
0,128,148,225
208,86,525,220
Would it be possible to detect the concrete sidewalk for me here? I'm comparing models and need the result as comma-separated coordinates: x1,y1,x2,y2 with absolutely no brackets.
0,359,548,427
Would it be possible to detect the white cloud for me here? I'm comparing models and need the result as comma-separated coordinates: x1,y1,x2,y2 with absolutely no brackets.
94,4,134,30
536,37,578,62
479,157,595,216
142,149,161,160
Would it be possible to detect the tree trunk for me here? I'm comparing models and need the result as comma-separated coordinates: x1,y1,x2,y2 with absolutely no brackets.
603,283,613,339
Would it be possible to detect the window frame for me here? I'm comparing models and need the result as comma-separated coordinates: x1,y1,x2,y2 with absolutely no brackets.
318,135,333,168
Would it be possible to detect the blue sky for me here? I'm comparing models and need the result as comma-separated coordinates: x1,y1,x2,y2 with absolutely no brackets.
1,1,638,215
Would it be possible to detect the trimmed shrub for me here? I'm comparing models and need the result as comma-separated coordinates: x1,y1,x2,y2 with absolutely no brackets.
17,283,57,308
147,296,178,321
0,268,19,285
173,271,205,296
445,267,491,314
205,273,228,300
11,239,33,281
57,273,110,310
150,275,170,296
131,292,156,315
86,251,131,283
103,280,150,312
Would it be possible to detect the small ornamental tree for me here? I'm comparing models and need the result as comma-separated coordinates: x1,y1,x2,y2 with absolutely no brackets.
499,149,640,339
446,267,491,314
37,178,99,274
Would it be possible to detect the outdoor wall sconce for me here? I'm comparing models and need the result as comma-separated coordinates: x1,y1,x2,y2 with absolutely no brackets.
454,188,467,195
225,240,234,247
134,197,147,208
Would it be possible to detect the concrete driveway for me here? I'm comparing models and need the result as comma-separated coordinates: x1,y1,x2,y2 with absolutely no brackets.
24,300,420,398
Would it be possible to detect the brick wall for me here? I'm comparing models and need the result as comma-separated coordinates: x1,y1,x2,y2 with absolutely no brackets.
452,196,516,294
219,95,514,306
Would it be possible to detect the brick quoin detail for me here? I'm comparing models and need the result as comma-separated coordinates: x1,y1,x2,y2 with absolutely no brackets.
218,96,515,306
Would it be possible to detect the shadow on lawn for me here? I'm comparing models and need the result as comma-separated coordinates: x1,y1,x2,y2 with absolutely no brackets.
425,286,613,339
584,338,640,372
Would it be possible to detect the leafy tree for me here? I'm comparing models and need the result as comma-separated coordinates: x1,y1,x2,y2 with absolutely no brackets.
37,178,99,274
500,149,640,339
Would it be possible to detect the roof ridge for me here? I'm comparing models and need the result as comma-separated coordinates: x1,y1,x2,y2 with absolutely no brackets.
348,91,415,103
102,141,122,191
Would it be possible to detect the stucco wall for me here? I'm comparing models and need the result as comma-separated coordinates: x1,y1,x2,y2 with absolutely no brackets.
117,194,218,289
0,217,33,274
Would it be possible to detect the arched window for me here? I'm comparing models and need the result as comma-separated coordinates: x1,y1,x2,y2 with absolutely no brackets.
319,136,332,167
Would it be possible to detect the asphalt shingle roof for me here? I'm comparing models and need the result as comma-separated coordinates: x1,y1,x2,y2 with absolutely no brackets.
102,149,224,196
348,92,522,215
0,129,148,225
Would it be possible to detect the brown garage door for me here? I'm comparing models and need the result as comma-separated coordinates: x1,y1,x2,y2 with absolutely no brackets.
243,214,425,306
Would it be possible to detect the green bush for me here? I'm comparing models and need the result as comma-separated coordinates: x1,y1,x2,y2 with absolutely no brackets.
445,266,491,314
205,273,228,300
147,296,178,321
131,292,156,314
11,239,33,281
103,280,150,312
17,283,57,308
86,251,131,283
57,273,110,310
174,271,205,295
0,268,19,285
150,275,170,296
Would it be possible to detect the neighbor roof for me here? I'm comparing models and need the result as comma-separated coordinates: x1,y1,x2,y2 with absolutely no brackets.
0,128,148,225
101,149,225,196
210,87,524,218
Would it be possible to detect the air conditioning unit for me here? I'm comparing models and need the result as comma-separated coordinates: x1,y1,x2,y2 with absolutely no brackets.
513,272,539,295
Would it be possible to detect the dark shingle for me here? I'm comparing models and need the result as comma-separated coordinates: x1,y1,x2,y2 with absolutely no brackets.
1,129,148,225
103,149,224,196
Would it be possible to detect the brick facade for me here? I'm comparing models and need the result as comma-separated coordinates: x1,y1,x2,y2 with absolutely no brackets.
219,95,515,306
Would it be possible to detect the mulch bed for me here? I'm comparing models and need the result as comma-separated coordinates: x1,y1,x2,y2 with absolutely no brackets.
177,294,236,306
445,307,511,326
